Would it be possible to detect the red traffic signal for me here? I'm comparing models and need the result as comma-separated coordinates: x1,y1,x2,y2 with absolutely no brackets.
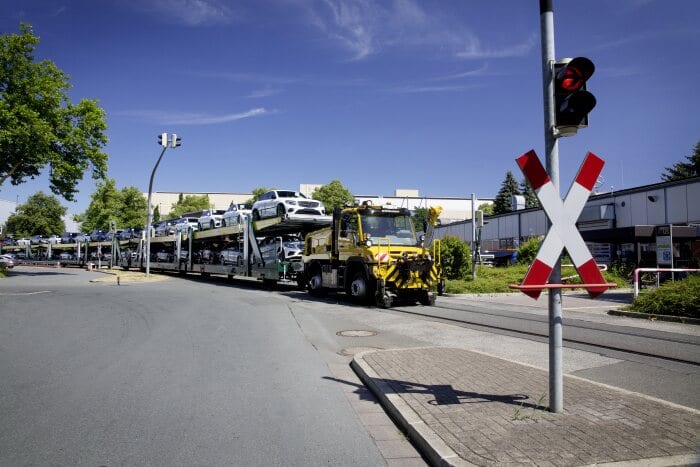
554,57,596,136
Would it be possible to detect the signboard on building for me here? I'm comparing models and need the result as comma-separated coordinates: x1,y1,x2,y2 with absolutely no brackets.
656,225,673,266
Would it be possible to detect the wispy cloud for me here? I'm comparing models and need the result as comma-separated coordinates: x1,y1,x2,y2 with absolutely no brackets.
116,108,270,125
139,0,236,26
247,87,283,99
456,33,537,60
432,64,490,82
294,0,537,62
388,83,484,94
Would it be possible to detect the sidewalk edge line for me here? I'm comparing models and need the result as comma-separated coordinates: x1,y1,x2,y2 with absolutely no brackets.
351,352,475,467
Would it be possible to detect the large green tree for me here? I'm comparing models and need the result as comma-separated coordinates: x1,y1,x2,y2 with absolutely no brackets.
168,194,210,218
519,179,539,209
662,140,700,181
493,171,521,214
0,23,108,201
76,179,147,231
5,191,66,237
312,180,354,211
120,186,148,228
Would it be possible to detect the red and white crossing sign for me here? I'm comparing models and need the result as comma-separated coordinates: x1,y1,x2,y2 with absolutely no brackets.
514,150,613,299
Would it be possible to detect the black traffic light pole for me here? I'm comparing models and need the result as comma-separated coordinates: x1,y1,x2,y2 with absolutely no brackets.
539,0,564,413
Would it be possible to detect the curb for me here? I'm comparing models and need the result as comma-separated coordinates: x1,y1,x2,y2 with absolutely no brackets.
351,351,475,467
607,309,700,325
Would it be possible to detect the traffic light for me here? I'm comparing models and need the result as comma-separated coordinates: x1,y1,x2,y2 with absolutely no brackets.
171,134,182,148
553,57,596,136
158,132,168,147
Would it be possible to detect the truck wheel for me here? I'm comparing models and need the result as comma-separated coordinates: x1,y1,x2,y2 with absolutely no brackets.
376,293,393,309
419,291,436,306
348,271,373,304
308,266,325,296
437,279,445,296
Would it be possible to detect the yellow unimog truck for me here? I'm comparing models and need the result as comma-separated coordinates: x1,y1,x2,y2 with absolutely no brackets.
301,202,443,308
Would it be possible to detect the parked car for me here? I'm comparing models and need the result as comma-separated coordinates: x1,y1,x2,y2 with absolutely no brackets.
259,235,304,263
222,203,252,227
61,232,79,243
220,246,243,265
251,190,325,220
0,254,15,269
174,217,199,232
30,234,45,245
90,230,108,242
46,234,62,244
198,209,225,230
59,251,75,260
16,238,31,246
154,220,177,237
75,233,91,242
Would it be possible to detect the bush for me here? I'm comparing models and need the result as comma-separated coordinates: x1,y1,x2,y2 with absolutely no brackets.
439,235,471,280
517,237,542,265
631,274,700,317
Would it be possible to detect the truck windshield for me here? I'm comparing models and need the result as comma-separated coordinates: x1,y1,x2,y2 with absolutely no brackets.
360,213,417,246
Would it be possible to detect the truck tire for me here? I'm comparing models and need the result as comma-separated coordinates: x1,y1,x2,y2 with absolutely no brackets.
376,293,393,309
419,291,436,306
348,271,374,304
307,265,325,296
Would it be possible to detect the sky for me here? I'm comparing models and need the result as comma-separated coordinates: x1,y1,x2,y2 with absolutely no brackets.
1,0,699,220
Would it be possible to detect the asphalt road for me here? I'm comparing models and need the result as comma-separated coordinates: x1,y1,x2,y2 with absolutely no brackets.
2,267,698,466
0,268,386,466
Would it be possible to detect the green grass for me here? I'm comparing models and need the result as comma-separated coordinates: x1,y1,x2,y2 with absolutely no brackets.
444,264,629,295
630,275,700,318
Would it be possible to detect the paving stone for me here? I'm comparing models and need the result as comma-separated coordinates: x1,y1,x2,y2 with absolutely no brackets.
354,347,700,467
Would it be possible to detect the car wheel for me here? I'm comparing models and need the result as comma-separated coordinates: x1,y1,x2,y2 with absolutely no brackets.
222,219,227,227
252,209,260,221
198,223,203,230
210,220,215,229
276,204,285,218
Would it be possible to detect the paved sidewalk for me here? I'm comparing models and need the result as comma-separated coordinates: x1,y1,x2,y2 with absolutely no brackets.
352,347,699,466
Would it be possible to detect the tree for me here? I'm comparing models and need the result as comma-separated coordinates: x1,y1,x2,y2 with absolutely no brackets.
439,235,471,280
168,194,210,218
77,178,121,232
245,187,273,205
5,191,66,237
312,180,354,212
520,180,539,209
0,23,108,202
120,186,148,228
479,203,494,215
77,179,147,231
411,207,428,233
153,205,161,223
493,171,521,215
662,140,700,181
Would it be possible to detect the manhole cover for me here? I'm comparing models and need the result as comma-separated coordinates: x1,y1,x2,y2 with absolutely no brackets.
336,330,378,337
338,346,383,356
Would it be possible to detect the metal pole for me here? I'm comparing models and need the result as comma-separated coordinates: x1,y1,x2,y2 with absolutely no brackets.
540,0,563,413
471,193,477,280
146,146,168,277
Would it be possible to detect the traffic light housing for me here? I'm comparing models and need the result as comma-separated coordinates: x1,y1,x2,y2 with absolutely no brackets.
171,134,182,148
553,57,596,136
158,132,168,147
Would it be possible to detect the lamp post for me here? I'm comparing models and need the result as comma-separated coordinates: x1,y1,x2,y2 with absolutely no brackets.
146,133,181,277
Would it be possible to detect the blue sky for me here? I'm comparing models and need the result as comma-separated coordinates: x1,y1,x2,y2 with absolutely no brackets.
1,0,699,218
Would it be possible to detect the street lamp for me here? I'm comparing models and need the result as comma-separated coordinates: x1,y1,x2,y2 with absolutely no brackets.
145,133,181,277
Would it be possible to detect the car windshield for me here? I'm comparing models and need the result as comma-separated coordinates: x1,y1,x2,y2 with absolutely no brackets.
277,191,305,199
360,213,417,246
